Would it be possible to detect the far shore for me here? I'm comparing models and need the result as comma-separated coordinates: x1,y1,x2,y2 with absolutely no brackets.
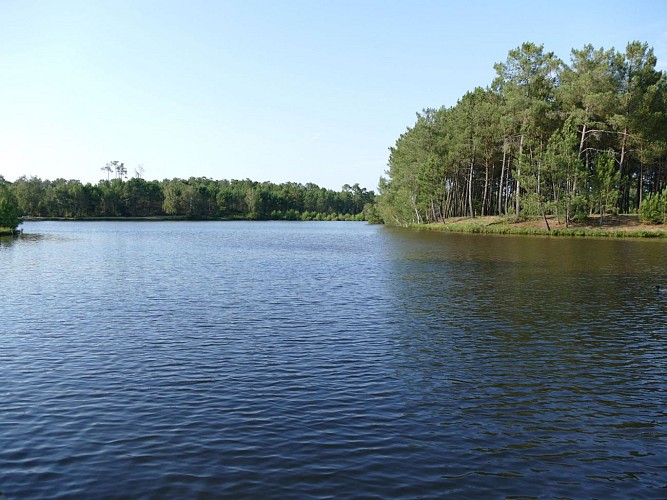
411,214,667,238
19,215,196,222
17,216,362,222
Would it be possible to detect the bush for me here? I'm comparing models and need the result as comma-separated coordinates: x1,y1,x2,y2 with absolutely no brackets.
0,184,21,231
284,209,299,220
639,189,667,224
362,203,383,224
569,195,590,222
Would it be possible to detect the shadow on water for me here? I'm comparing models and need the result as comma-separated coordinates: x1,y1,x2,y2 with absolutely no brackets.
1,232,52,247
380,228,667,496
0,234,20,248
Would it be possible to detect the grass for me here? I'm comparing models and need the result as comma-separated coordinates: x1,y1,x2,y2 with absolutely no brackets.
410,215,667,239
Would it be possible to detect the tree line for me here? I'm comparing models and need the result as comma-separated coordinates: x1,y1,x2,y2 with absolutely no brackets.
0,180,21,232
376,41,667,226
1,174,376,224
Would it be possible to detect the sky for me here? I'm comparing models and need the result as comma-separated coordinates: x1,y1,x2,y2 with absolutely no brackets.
1,1,666,191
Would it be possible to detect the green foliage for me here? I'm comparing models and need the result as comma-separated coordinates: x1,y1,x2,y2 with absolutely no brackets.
639,188,667,224
0,181,21,231
570,196,590,222
362,203,383,224
378,41,667,226
592,152,621,221
7,173,376,222
414,220,667,238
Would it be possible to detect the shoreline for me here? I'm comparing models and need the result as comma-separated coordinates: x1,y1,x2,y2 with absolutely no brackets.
410,215,667,238
20,216,195,222
18,216,364,222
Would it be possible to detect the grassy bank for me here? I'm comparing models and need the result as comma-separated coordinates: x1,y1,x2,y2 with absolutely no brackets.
0,226,21,236
411,215,667,238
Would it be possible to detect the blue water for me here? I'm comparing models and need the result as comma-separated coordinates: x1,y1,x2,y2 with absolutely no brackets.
1,221,666,498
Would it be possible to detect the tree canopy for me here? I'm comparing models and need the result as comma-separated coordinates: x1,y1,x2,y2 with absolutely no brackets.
377,41,667,226
6,175,376,222
0,176,21,232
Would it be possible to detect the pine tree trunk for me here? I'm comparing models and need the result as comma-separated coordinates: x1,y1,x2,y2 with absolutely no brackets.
468,158,474,218
619,128,628,213
482,161,490,216
578,123,587,157
515,135,523,220
498,143,507,215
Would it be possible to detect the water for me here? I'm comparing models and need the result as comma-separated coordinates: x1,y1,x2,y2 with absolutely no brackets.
1,221,666,498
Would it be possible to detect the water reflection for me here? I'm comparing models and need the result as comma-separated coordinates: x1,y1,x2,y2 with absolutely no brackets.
0,234,19,248
382,229,667,495
1,232,52,248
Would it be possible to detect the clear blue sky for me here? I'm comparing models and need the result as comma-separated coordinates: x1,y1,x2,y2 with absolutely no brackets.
2,0,666,191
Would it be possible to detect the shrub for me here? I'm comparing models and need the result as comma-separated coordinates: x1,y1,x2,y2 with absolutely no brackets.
639,189,667,224
0,185,21,231
284,209,299,220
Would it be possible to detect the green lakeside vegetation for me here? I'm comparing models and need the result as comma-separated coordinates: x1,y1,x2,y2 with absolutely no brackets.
410,215,667,238
0,181,21,235
375,41,667,238
0,169,375,230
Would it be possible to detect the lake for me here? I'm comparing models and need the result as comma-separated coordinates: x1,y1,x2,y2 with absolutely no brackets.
1,221,666,498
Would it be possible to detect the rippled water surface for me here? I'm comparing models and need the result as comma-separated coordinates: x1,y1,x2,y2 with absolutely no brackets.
1,221,666,498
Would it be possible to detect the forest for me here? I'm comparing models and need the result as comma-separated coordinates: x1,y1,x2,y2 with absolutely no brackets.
0,169,375,229
376,41,667,226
